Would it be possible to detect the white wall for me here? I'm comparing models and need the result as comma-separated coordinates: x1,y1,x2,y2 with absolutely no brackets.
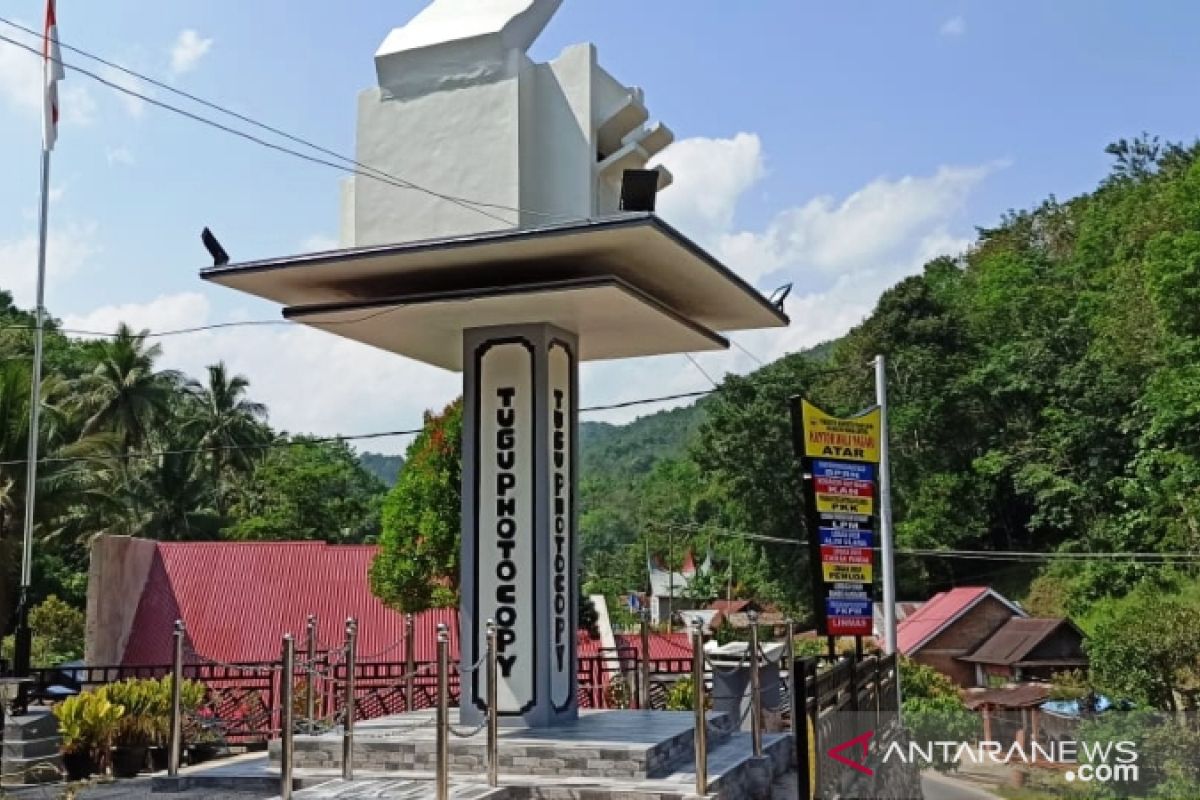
338,2,672,248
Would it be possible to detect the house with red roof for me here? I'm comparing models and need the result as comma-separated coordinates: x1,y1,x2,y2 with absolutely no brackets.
896,586,1026,686
84,535,615,668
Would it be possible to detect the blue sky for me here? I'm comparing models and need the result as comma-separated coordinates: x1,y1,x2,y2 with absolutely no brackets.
1,2,1198,453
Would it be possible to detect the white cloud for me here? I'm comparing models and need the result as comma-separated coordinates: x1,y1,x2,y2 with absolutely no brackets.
65,294,459,455
0,28,95,126
105,146,135,167
64,292,211,337
580,135,998,418
940,16,966,37
299,234,339,253
98,64,150,118
709,163,994,283
653,132,765,241
54,135,995,440
169,30,213,76
0,223,101,307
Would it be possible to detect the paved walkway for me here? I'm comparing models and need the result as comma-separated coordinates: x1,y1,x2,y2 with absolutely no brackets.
921,770,1004,800
0,777,273,800
289,780,502,799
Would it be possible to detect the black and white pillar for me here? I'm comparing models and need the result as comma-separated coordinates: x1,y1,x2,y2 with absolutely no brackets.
460,324,578,727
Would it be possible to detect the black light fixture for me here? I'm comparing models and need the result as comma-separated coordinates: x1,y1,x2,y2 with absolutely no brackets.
769,283,792,313
201,227,230,267
620,169,660,213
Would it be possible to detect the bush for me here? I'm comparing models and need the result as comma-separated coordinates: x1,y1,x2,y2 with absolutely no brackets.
0,595,85,667
899,657,979,772
54,689,125,768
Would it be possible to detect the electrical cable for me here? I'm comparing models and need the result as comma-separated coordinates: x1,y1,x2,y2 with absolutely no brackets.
0,18,582,226
682,352,719,389
0,30,520,227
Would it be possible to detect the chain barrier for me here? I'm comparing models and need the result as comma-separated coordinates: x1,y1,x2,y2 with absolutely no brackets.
186,649,281,675
320,661,434,688
457,652,487,675
449,717,488,738
354,637,412,662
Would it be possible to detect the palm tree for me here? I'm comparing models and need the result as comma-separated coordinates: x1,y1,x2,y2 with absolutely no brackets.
0,362,86,631
73,324,179,459
182,362,269,517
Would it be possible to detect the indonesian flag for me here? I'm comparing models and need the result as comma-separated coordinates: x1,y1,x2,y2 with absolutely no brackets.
42,0,64,151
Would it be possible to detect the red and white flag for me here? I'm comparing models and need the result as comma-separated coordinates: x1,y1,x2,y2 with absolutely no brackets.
42,0,64,151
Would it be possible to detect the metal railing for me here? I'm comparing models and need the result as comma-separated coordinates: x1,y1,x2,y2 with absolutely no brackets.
792,652,902,800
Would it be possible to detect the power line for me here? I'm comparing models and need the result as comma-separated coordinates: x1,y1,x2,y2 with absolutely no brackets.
0,428,426,469
731,339,765,366
0,387,735,470
581,390,712,413
683,353,719,388
0,29,563,229
0,17,583,227
649,520,1200,562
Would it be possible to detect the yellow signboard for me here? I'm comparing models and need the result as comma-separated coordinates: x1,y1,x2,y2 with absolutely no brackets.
801,400,881,463
815,493,874,515
822,562,874,583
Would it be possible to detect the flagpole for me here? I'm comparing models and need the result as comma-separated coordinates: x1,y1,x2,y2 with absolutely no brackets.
15,0,61,679
14,149,51,679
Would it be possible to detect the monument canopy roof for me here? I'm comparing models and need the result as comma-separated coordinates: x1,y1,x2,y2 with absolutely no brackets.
283,276,727,371
201,214,787,369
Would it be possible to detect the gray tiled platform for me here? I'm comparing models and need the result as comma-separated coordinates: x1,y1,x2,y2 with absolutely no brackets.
277,711,736,780
291,779,505,799
169,711,793,800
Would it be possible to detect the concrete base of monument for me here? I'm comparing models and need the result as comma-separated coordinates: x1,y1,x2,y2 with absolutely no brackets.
1,710,63,786
253,709,793,800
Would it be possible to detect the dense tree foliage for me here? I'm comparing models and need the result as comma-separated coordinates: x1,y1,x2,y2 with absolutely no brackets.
576,137,1200,631
228,439,385,543
0,304,389,635
370,400,463,613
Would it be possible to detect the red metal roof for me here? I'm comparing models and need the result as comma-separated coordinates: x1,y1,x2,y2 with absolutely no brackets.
614,632,693,660
896,586,993,655
122,542,459,665
120,541,613,667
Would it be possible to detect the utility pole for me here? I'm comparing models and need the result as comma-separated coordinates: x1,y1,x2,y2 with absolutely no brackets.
874,355,898,657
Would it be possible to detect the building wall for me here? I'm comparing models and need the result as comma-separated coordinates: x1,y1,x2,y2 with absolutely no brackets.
349,67,524,247
339,19,665,248
85,535,157,665
1026,626,1086,662
912,597,1020,687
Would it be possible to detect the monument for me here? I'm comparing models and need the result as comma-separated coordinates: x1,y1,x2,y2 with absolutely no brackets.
201,0,787,729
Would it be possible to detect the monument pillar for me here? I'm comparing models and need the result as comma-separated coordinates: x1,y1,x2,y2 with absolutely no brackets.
460,324,578,726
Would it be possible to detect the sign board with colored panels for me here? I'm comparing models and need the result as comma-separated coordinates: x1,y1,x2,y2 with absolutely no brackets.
790,397,882,640
799,400,881,463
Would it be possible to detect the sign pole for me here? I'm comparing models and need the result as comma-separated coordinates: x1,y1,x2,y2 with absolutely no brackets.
874,355,897,657
789,397,879,644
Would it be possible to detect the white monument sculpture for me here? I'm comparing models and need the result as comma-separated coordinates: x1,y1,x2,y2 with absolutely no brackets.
203,0,786,729
340,0,672,247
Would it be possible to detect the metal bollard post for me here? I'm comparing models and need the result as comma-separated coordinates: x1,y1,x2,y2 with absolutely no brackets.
639,609,651,709
405,612,416,712
305,615,316,733
436,623,450,800
690,619,707,795
280,634,295,800
342,617,358,781
168,620,184,777
748,610,763,757
785,618,796,728
486,619,499,787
